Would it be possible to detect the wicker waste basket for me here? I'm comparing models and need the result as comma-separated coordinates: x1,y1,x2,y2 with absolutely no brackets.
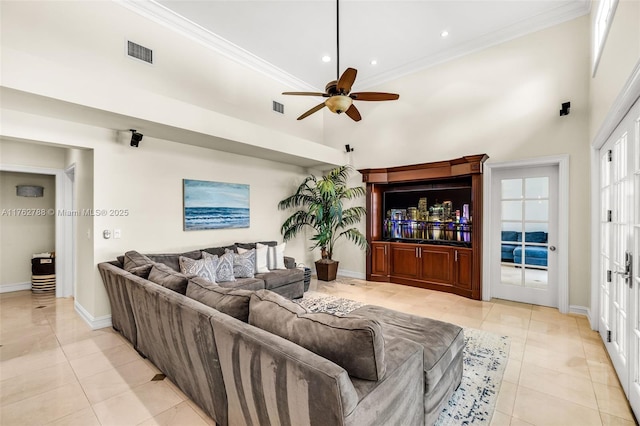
32,253,55,292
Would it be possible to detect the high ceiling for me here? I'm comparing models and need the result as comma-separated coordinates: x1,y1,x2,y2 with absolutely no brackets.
137,0,591,91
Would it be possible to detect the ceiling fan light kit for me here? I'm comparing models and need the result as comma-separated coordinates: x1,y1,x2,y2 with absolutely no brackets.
325,95,353,114
282,0,399,122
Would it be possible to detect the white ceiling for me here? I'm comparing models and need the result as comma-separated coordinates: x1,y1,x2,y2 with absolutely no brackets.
139,0,591,91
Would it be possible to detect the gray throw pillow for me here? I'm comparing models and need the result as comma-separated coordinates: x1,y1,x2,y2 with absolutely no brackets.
123,251,154,278
249,290,386,381
148,263,189,295
180,255,217,283
186,277,253,322
225,248,255,278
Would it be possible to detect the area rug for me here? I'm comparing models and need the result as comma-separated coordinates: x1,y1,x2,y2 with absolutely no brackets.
295,293,510,425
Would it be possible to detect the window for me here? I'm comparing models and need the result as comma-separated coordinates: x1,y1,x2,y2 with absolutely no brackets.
592,0,619,77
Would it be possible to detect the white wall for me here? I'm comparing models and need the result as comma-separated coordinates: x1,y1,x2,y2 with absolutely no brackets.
0,171,56,287
0,0,327,147
1,110,313,318
589,0,640,138
325,17,592,307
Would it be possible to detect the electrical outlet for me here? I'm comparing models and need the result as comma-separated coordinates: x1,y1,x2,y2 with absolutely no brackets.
114,229,121,239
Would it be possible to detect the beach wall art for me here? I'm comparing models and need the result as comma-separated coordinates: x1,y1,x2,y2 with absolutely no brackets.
183,179,250,230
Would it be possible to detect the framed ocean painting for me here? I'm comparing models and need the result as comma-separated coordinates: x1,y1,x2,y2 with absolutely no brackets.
183,179,250,230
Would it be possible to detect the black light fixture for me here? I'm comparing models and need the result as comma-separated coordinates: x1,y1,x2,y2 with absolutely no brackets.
559,102,571,116
130,129,143,147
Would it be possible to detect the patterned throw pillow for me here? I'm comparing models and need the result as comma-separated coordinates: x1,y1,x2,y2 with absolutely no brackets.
203,251,236,283
238,246,269,274
179,255,218,283
225,248,255,278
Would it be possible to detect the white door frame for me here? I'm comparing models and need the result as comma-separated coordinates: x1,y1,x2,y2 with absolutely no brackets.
590,59,640,329
0,163,75,298
483,155,570,314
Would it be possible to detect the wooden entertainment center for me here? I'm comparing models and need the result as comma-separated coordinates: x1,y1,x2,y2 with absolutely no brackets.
359,154,488,300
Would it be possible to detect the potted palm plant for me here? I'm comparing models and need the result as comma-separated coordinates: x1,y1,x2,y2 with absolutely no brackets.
278,165,367,281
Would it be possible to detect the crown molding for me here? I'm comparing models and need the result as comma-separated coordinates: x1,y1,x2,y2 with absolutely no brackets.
117,0,319,92
118,0,590,91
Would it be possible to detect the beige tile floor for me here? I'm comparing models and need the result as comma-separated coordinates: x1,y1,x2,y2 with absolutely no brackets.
1,278,637,426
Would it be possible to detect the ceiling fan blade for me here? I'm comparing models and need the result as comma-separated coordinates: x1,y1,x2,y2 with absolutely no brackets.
283,92,328,97
350,92,400,101
345,104,362,122
337,68,357,94
297,102,326,120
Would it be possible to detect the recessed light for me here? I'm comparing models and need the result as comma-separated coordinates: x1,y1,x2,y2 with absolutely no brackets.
440,30,449,38
322,55,331,63
370,59,378,65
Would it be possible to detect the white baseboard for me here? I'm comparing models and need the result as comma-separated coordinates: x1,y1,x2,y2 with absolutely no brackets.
569,305,591,320
0,282,31,293
336,269,366,279
74,301,112,330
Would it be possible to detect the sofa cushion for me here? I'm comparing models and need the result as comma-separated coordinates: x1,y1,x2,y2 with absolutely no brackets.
147,250,202,272
249,290,386,381
203,252,235,283
217,277,265,292
351,305,464,394
123,251,154,278
180,255,218,283
148,263,189,295
186,277,253,322
255,268,304,290
225,248,255,278
203,244,237,257
258,242,286,270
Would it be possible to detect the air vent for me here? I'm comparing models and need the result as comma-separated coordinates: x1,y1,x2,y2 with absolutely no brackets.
127,40,153,64
272,101,284,114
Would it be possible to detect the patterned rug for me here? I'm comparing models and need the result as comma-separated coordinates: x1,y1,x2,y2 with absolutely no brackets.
294,293,510,425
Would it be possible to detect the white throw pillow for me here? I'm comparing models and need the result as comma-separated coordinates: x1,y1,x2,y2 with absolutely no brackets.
239,245,269,274
258,242,286,270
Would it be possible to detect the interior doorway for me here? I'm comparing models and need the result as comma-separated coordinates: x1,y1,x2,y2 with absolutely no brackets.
483,156,570,313
0,164,75,298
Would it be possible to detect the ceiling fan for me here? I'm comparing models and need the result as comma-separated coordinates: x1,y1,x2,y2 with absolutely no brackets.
282,0,399,122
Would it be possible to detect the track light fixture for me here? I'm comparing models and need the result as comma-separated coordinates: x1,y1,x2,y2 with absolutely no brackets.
130,129,143,147
559,102,570,116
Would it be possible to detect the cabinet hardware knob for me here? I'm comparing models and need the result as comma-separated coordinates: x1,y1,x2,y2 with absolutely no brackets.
549,246,556,251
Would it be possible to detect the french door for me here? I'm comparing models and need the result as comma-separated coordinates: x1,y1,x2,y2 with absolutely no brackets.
491,165,559,307
598,98,639,420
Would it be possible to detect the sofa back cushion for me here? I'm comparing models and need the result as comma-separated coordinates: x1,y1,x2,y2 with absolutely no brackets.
147,250,202,272
148,263,190,295
249,290,386,381
123,251,155,278
203,245,237,257
523,231,548,243
501,231,519,242
186,277,253,322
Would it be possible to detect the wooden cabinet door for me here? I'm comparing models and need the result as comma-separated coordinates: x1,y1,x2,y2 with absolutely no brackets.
390,244,419,279
419,246,453,285
454,248,473,290
371,242,389,277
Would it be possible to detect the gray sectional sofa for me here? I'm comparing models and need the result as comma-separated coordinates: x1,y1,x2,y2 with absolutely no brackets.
98,242,464,426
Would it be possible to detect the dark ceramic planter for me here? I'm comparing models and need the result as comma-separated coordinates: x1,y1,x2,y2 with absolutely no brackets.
315,259,339,281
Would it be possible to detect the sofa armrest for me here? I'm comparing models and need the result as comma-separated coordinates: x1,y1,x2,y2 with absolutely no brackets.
284,256,296,269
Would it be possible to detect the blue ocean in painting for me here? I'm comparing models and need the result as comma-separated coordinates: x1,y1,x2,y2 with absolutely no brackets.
184,207,250,230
